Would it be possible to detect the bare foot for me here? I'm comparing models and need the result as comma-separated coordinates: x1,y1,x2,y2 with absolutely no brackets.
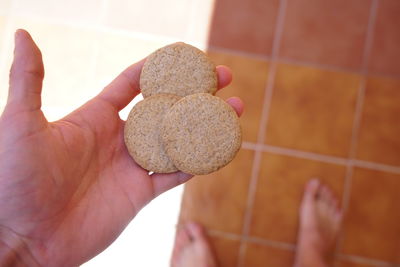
171,222,218,267
294,179,343,267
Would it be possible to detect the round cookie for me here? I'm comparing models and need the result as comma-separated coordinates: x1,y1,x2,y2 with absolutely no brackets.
161,93,241,175
140,42,217,98
124,94,181,173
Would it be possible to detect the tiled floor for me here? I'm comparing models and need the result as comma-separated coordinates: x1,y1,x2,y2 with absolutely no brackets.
279,0,371,70
1,0,400,267
179,0,400,266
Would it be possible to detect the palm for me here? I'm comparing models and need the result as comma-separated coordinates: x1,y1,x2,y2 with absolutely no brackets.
0,96,162,265
0,30,240,266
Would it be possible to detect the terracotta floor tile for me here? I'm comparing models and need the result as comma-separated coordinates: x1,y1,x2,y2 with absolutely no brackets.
356,76,400,166
179,149,254,234
105,0,192,39
265,64,360,157
13,0,102,24
208,234,240,267
208,51,269,143
208,0,279,56
341,168,400,263
250,153,346,243
243,242,295,267
368,0,400,76
279,0,370,70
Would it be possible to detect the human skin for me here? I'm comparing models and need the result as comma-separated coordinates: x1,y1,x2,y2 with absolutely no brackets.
0,30,243,266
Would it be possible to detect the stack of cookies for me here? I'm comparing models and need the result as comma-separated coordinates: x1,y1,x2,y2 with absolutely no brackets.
124,43,241,175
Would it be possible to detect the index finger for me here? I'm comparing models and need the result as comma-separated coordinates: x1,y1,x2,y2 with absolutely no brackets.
96,59,233,112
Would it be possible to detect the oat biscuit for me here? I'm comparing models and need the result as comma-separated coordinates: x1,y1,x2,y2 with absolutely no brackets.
140,42,217,98
161,93,241,175
124,94,181,173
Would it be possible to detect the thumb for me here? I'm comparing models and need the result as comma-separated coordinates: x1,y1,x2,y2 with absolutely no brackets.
7,29,44,112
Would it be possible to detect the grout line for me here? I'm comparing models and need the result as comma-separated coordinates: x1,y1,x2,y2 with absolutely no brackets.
246,236,296,251
255,0,287,145
243,141,400,174
347,78,367,159
360,0,379,76
277,57,362,75
237,0,288,266
353,159,400,174
261,144,348,166
206,228,398,266
236,150,262,266
334,0,379,264
338,254,399,267
241,141,258,150
208,229,242,241
208,47,400,80
209,229,296,251
207,45,271,62
334,164,354,267
366,71,400,81
346,0,379,159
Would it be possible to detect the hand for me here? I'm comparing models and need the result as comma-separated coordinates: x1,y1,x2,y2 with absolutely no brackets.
0,30,244,266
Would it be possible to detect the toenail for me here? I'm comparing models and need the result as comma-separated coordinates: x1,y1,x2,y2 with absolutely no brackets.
308,178,320,188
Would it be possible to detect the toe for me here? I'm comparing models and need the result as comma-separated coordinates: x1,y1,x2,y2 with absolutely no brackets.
303,179,320,202
171,225,191,264
177,225,191,247
320,185,333,205
186,222,207,242
300,179,320,226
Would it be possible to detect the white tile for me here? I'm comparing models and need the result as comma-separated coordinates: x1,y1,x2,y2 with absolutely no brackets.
185,0,215,46
105,0,193,39
0,0,12,15
12,0,103,25
0,15,12,105
92,32,167,91
4,18,98,110
83,185,184,267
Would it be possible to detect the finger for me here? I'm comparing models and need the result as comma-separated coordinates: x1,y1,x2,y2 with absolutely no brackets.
96,62,232,112
151,171,193,197
226,97,244,117
7,29,44,112
216,65,232,90
95,58,145,111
